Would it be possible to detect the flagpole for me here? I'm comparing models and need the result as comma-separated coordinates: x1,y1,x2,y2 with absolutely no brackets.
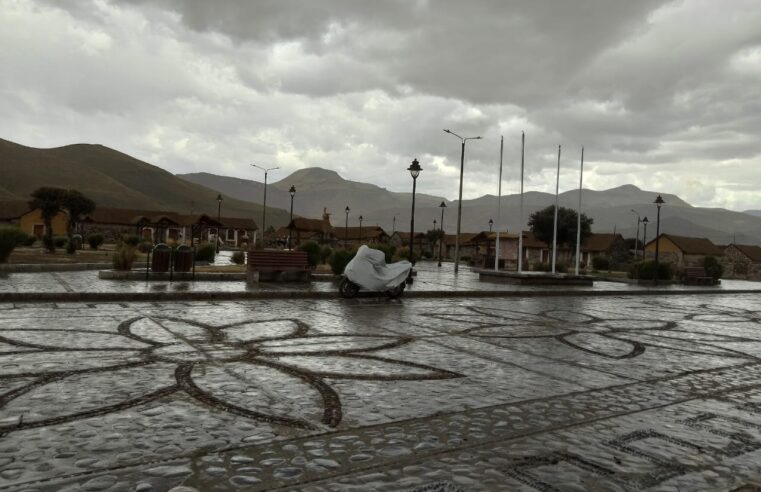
551,145,561,274
495,136,503,271
575,146,584,275
518,132,525,273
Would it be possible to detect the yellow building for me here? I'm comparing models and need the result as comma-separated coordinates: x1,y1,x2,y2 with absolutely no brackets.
643,233,723,267
19,209,69,238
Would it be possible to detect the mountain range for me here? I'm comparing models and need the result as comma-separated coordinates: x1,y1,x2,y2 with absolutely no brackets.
1,136,760,244
0,138,291,226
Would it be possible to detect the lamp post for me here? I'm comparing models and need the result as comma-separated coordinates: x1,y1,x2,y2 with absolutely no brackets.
438,202,447,267
630,209,641,258
251,164,278,248
654,195,665,285
344,206,350,248
488,218,493,233
407,158,422,280
392,215,396,235
216,194,222,253
287,185,296,250
642,216,649,257
359,215,363,243
444,129,482,273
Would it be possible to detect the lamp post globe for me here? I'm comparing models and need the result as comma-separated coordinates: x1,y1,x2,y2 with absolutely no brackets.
642,216,649,256
407,158,422,281
488,218,493,233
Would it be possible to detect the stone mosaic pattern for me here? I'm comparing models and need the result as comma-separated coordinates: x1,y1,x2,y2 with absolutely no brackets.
1,295,761,490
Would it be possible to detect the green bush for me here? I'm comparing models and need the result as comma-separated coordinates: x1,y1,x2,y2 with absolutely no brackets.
329,249,356,275
394,246,411,262
320,246,333,264
53,236,67,248
591,256,610,271
122,234,140,247
421,250,432,259
298,241,321,267
138,241,153,253
87,234,105,250
112,245,137,271
231,251,245,265
630,260,673,280
194,243,216,262
0,228,27,263
22,235,36,247
368,243,394,263
532,262,550,272
704,256,723,280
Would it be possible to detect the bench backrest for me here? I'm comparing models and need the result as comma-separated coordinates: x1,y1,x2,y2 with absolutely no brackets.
248,250,309,267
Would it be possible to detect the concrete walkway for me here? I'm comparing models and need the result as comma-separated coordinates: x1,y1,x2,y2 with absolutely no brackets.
1,261,759,302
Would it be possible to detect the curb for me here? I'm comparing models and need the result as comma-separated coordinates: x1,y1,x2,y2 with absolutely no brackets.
0,263,112,273
1,288,759,303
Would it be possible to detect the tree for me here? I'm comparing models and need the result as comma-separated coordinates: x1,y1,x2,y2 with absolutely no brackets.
29,187,67,252
425,228,445,255
528,205,593,248
61,190,95,254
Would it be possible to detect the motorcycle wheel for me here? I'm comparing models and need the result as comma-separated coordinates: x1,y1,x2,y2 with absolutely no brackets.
387,282,406,298
339,277,360,298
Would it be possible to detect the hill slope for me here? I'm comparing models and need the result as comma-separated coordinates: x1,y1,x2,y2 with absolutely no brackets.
0,138,291,227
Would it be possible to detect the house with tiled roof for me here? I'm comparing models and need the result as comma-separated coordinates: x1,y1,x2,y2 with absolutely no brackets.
334,226,388,247
723,243,761,280
581,233,629,265
470,231,521,268
643,234,723,267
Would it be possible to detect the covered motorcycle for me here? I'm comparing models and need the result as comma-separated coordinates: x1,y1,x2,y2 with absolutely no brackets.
339,245,411,298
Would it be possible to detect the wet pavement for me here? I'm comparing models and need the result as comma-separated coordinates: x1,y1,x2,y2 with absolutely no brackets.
2,294,761,490
1,261,759,296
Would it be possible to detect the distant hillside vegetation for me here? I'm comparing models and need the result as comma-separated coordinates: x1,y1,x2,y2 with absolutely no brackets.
0,138,290,227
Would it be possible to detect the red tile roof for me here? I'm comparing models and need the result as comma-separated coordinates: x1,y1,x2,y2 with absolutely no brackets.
730,244,761,262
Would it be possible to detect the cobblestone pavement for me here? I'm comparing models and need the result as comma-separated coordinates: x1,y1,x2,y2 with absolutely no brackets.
2,294,761,490
1,261,760,295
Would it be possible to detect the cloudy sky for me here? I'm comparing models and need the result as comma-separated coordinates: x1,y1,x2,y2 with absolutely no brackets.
2,0,760,210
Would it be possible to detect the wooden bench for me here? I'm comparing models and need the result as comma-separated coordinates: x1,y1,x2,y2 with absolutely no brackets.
683,267,715,285
247,250,311,282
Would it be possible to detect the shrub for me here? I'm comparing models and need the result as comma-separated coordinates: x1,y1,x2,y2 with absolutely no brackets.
112,246,137,271
22,234,36,247
195,243,216,262
329,249,356,275
43,235,54,252
231,251,245,265
631,260,673,280
368,243,394,263
591,256,610,271
298,241,321,268
87,234,105,250
460,255,471,262
532,262,550,272
394,246,411,262
53,236,67,248
122,234,140,247
138,241,153,253
703,256,723,280
320,246,333,264
0,228,27,263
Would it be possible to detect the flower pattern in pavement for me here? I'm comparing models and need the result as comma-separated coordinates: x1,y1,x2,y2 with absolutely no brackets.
0,317,462,433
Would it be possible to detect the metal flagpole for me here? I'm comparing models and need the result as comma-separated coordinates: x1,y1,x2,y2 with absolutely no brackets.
551,145,561,274
518,132,525,273
495,136,503,271
575,146,584,275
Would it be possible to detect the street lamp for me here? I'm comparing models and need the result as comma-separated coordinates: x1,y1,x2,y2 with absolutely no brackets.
630,209,641,258
359,215,363,243
216,194,222,253
438,201,446,267
433,219,437,230
444,129,482,273
407,158,422,279
392,215,396,234
642,216,649,257
654,195,665,284
344,206,350,248
288,185,296,250
488,218,493,233
251,164,279,248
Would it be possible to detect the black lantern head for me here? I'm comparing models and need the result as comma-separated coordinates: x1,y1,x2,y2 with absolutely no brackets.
439,201,447,209
642,216,649,224
217,194,223,203
289,185,296,197
408,158,422,179
654,195,665,208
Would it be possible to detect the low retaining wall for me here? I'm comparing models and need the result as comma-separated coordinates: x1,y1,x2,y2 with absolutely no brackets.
98,270,246,281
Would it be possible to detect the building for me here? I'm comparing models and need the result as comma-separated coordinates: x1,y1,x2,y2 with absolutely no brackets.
643,234,723,267
334,226,388,247
580,233,629,266
723,244,761,280
470,231,520,269
439,233,478,261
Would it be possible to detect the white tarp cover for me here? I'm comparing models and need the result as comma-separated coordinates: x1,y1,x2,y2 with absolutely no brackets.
344,245,411,291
